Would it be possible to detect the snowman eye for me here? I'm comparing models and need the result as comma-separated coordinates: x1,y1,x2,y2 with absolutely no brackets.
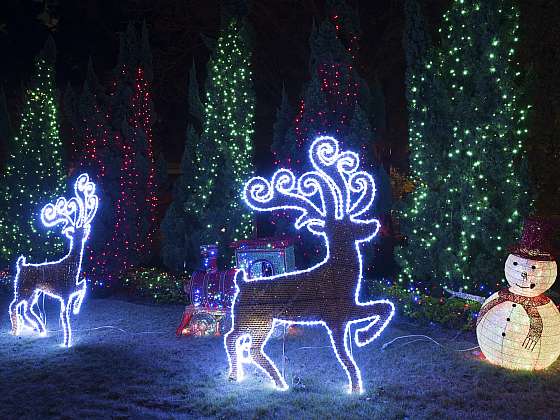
531,265,536,270
513,261,518,266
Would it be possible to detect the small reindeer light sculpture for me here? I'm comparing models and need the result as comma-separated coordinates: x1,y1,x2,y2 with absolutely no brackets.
225,136,395,393
9,173,99,347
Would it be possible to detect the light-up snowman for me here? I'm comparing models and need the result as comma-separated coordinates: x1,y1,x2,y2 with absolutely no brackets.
476,218,560,370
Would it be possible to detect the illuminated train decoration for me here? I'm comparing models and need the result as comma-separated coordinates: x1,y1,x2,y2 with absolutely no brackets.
231,238,295,279
224,136,394,394
176,241,295,336
8,173,99,347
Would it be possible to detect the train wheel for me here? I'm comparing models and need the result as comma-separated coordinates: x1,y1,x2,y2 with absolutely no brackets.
189,312,217,336
219,312,232,336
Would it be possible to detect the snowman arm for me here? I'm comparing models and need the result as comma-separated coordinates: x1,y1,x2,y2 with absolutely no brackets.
523,306,543,351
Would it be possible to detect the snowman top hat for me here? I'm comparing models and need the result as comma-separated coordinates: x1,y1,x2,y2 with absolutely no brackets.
509,216,559,261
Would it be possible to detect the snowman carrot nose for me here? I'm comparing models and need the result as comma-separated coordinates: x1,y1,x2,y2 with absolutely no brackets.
522,272,528,280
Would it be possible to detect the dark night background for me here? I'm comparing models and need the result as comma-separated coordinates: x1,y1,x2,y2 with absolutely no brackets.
0,0,447,172
0,0,558,206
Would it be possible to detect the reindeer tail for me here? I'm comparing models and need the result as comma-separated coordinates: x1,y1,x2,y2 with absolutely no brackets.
234,269,248,288
16,256,25,270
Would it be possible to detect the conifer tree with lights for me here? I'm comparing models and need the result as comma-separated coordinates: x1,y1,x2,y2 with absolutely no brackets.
64,23,160,284
185,18,255,265
275,8,390,268
0,37,66,265
62,60,125,284
398,0,531,295
101,22,160,279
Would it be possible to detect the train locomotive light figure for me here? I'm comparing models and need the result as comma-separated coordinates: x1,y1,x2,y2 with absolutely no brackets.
231,238,296,279
176,241,294,336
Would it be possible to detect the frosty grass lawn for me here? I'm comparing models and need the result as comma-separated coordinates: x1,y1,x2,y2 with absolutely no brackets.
1,291,559,419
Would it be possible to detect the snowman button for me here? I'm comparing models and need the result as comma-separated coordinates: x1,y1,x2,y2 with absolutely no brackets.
507,318,510,321
512,304,516,307
502,332,506,337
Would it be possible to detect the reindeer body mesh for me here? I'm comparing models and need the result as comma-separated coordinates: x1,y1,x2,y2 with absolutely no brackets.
224,137,394,393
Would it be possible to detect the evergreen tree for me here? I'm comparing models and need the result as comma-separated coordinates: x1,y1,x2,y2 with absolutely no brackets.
0,85,13,171
269,86,298,240
63,23,160,283
99,22,160,280
161,125,200,272
185,18,255,265
161,59,204,273
187,61,204,130
271,85,295,167
0,37,66,265
397,0,530,294
62,58,123,283
276,10,390,268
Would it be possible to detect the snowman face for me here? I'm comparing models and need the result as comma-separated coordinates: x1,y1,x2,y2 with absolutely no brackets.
505,254,557,297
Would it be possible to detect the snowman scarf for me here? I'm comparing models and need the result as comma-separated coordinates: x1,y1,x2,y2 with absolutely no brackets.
477,289,551,351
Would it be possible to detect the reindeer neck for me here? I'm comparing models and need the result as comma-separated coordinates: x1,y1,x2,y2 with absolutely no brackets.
67,228,88,266
326,225,361,273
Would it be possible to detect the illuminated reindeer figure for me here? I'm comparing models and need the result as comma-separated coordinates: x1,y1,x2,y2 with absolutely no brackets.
225,136,394,393
9,173,99,347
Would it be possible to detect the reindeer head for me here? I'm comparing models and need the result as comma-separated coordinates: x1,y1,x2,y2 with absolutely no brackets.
243,136,380,245
41,173,99,241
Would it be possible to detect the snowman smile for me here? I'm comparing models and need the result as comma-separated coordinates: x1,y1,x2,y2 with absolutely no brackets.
515,283,536,289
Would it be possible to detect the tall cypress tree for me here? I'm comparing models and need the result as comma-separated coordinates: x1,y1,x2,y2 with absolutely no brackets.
187,61,204,131
100,22,160,280
161,60,204,273
0,37,66,265
271,85,295,167
275,8,389,267
397,0,530,294
63,57,123,283
185,18,255,265
0,85,13,171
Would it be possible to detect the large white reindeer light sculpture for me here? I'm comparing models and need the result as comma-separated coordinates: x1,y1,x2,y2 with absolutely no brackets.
225,136,395,394
9,173,99,347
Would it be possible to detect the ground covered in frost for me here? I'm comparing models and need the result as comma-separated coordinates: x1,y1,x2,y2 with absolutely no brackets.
1,290,559,419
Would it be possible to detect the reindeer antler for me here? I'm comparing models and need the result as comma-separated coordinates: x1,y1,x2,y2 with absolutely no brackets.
73,173,98,227
243,169,328,232
40,174,98,236
244,137,379,233
308,136,377,221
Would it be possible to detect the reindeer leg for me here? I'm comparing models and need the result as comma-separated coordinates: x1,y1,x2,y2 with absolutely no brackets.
28,291,47,336
249,322,288,391
225,326,246,382
8,298,22,335
224,325,255,381
59,298,72,347
328,323,362,394
353,301,395,347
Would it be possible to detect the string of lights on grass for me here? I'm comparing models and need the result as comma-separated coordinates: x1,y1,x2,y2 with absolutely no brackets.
397,0,530,295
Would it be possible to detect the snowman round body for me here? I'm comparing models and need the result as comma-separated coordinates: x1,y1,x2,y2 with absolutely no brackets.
476,254,560,370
